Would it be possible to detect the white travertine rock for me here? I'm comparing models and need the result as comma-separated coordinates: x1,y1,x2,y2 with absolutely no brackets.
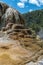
26,59,43,65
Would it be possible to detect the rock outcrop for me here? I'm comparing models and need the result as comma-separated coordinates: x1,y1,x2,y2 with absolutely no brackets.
0,2,36,39
0,2,24,29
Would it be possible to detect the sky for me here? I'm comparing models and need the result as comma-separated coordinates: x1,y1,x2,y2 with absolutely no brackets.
0,0,43,13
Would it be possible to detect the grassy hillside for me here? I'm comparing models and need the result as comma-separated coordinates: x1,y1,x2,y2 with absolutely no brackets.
23,9,43,33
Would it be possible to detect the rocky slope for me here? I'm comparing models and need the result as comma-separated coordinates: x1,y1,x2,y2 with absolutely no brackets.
0,32,43,65
0,2,24,29
0,2,43,65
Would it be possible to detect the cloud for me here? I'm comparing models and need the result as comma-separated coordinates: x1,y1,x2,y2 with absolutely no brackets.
29,0,43,7
17,0,43,8
29,0,40,6
39,0,43,5
17,2,25,8
17,0,27,8
29,9,33,12
20,0,27,2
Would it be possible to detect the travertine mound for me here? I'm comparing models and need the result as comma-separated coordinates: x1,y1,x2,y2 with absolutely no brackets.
0,2,24,29
2,23,36,40
0,34,43,65
0,2,43,65
0,2,36,39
